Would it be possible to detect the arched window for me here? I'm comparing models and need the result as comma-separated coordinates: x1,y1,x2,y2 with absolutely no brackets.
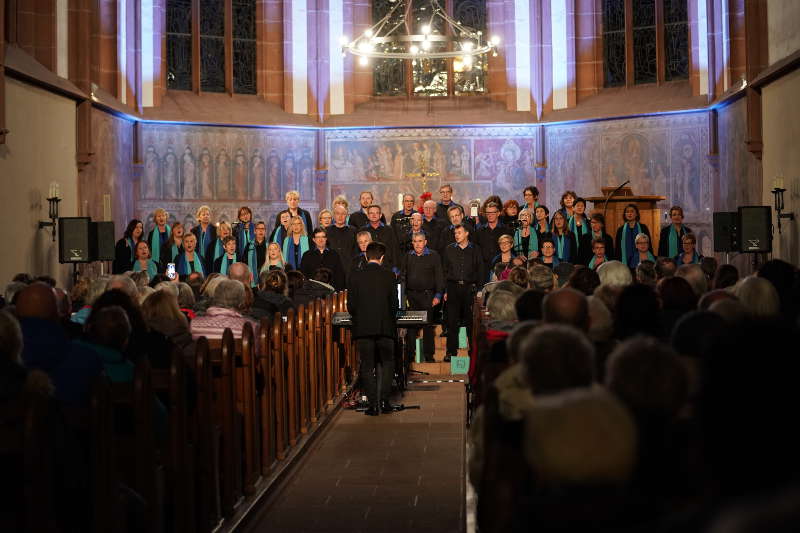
373,0,488,97
166,0,256,94
603,0,688,87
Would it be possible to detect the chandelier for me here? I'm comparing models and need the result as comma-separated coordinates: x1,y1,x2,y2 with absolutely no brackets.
341,0,500,66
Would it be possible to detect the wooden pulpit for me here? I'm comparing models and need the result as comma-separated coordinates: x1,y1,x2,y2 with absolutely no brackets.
585,187,666,255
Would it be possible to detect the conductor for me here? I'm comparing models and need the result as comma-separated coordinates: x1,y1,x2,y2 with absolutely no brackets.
347,241,399,416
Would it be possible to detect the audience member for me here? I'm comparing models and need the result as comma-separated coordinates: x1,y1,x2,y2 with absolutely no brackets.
186,271,205,300
141,290,195,360
657,276,698,336
566,266,600,296
731,276,781,318
597,260,632,287
700,256,718,283
614,284,662,340
487,290,517,323
253,269,295,318
708,298,748,324
698,288,736,310
105,274,139,300
655,257,677,280
542,288,589,331
190,279,259,340
507,266,529,289
553,262,575,288
515,289,546,321
528,264,555,292
676,264,707,297
712,263,739,290
82,306,134,382
757,259,799,321
635,260,657,288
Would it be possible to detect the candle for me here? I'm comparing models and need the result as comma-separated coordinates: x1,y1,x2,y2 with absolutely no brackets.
397,193,403,212
54,182,60,199
774,176,784,190
48,182,55,199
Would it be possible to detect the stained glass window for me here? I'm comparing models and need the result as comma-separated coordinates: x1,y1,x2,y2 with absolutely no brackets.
602,0,626,87
372,0,487,97
167,0,193,90
200,0,225,92
664,0,689,80
632,0,656,84
233,0,256,94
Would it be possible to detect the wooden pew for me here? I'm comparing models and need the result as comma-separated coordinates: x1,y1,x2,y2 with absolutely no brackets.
296,304,309,435
284,308,298,447
323,294,335,406
239,322,259,495
193,337,221,530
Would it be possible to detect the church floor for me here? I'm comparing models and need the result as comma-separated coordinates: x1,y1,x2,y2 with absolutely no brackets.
241,381,467,533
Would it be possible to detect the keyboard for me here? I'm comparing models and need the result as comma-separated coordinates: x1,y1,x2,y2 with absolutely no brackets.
332,311,428,327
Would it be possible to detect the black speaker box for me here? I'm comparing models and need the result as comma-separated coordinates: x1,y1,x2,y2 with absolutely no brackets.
90,221,116,261
713,212,739,252
58,217,91,263
738,206,772,253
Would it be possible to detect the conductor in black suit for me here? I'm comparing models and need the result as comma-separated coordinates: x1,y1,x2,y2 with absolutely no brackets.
347,241,398,416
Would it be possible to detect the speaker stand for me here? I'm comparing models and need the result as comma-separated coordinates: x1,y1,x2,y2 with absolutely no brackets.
71,263,80,288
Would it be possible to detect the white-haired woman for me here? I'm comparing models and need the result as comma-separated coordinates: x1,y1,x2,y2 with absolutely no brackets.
273,190,313,234
190,205,217,272
146,207,172,266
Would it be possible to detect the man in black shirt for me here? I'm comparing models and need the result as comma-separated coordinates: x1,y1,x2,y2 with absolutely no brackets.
349,190,386,228
401,232,444,363
435,183,463,220
327,205,357,271
362,205,400,274
421,199,442,251
437,204,475,254
442,224,485,361
348,231,373,283
474,202,514,265
348,241,398,416
391,193,417,244
300,228,346,290
399,212,425,253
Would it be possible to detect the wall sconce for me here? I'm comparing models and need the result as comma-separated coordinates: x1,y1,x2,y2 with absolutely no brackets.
771,176,794,235
38,182,61,242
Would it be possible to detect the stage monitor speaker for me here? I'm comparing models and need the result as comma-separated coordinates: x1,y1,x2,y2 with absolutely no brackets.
713,212,739,252
90,221,116,261
58,217,91,263
738,206,772,253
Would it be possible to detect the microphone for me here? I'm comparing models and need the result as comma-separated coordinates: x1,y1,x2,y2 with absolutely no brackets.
603,180,631,222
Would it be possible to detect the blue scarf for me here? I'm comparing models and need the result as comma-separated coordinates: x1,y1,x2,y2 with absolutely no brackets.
197,224,213,259
675,251,702,265
668,225,689,258
127,238,137,262
536,219,550,234
620,222,643,267
133,259,159,278
271,226,288,245
241,241,259,285
219,255,235,276
588,255,607,270
176,252,205,276
553,232,572,262
213,239,225,263
282,235,310,269
149,225,171,264
569,217,589,250
631,250,656,267
514,228,538,257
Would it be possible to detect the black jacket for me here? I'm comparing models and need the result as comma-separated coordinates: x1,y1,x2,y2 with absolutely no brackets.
401,248,444,296
326,224,357,271
349,209,385,229
347,262,398,339
273,208,313,235
300,248,346,290
474,223,514,264
361,223,400,273
442,242,486,286
658,224,692,258
113,238,135,274
436,219,476,254
251,290,295,319
212,254,237,274
191,224,217,272
435,201,463,221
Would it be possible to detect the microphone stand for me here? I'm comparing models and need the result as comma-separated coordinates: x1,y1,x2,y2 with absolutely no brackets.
602,180,631,223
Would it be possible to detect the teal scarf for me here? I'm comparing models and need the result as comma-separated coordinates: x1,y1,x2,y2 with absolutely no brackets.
588,255,608,270
536,219,550,233
149,225,171,264
633,251,656,267
676,251,701,265
570,217,589,250
133,259,158,278
127,238,137,263
620,222,643,267
243,242,259,285
554,232,567,261
213,239,225,263
668,225,688,258
220,255,235,276
282,235,310,269
513,228,538,257
178,252,205,277
168,243,180,264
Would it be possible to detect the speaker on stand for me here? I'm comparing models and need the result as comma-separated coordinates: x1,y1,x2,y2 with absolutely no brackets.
738,206,772,271
58,217,92,286
713,211,739,265
90,221,116,275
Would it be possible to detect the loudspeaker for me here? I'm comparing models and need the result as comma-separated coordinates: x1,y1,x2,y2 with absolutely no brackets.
738,206,772,253
58,217,91,263
90,221,116,261
713,212,739,252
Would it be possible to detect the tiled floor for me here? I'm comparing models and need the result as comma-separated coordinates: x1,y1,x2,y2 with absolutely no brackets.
242,382,467,533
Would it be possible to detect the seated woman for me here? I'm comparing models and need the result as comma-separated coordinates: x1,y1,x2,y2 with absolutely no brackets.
501,200,520,226
262,242,286,273
579,213,614,265
490,235,516,280
209,221,232,269
675,233,703,265
161,221,184,270
615,203,652,268
273,190,313,233
588,238,609,270
513,209,539,260
269,210,291,245
132,241,159,279
534,205,550,237
569,197,591,252
213,236,238,275
658,205,692,258
113,219,143,274
539,238,560,269
550,210,578,263
252,269,296,318
175,233,205,277
281,215,310,270
146,208,172,266
630,233,656,268
318,209,333,229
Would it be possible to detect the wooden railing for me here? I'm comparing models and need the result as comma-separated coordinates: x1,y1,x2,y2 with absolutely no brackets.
5,290,357,533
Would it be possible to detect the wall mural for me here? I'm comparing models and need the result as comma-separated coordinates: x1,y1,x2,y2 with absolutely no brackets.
546,111,714,255
137,124,319,232
134,114,725,256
